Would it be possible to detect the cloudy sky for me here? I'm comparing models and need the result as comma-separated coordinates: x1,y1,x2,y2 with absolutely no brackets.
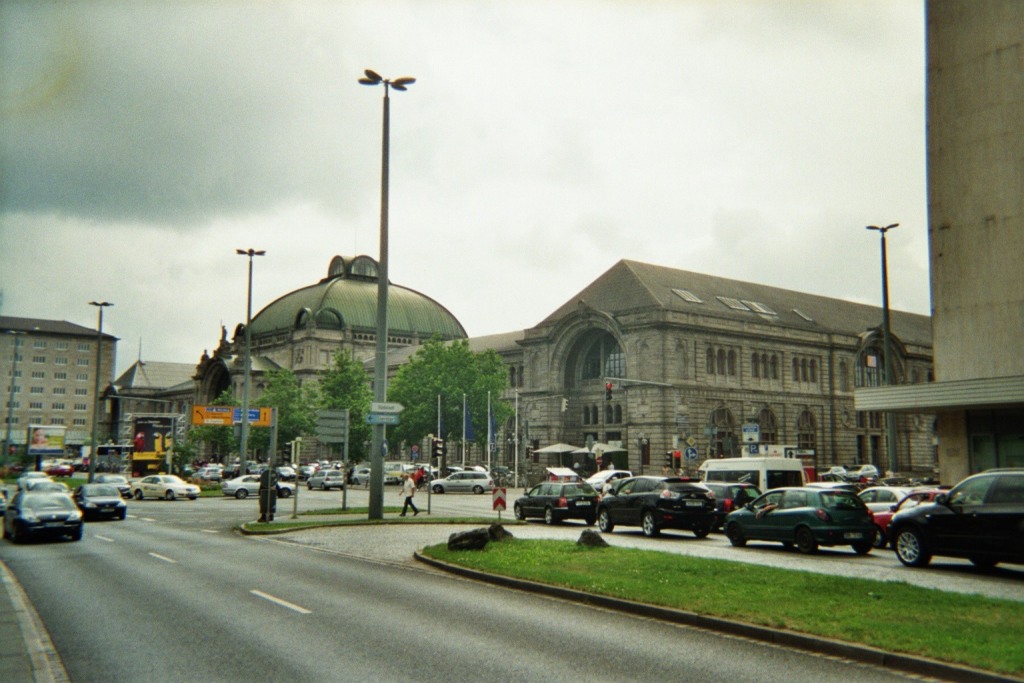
1,1,929,378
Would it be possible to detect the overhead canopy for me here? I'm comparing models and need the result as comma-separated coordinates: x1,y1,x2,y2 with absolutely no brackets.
572,442,625,455
533,442,581,454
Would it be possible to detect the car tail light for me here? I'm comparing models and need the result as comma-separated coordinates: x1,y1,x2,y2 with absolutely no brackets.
815,508,832,522
557,496,568,508
722,499,734,513
660,489,678,499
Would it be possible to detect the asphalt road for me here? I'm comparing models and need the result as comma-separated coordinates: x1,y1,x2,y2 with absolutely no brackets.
0,486,971,683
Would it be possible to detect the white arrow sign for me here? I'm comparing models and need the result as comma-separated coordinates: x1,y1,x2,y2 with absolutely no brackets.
371,402,405,414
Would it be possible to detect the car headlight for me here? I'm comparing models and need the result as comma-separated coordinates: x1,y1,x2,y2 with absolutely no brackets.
22,511,39,522
69,510,82,521
84,501,98,508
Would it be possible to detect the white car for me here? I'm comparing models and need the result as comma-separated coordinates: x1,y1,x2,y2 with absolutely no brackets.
586,469,633,494
222,475,294,499
132,475,200,501
430,471,494,494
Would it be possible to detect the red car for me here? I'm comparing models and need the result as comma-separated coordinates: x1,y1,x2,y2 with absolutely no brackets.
871,489,944,548
44,463,74,477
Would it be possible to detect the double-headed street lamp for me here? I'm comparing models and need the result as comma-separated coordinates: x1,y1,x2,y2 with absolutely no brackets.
359,68,415,520
88,301,113,483
866,223,899,476
237,248,265,474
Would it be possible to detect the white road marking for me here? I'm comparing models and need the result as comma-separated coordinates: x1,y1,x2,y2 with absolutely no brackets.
94,535,115,542
148,552,177,563
200,529,219,534
250,590,312,614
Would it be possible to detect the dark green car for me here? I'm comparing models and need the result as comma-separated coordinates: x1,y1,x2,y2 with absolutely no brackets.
514,482,599,525
724,486,876,555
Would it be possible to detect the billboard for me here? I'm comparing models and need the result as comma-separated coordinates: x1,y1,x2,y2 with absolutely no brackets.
132,415,175,460
27,424,66,457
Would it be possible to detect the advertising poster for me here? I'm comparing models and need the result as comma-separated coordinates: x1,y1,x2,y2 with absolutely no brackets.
27,424,66,456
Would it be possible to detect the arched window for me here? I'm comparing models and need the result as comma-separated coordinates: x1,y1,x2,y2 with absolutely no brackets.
809,359,817,383
582,407,590,425
509,366,517,387
580,333,625,380
857,350,883,387
792,358,800,382
614,404,622,423
727,350,737,376
797,410,817,450
752,353,760,379
801,358,809,382
717,349,726,375
706,347,715,375
709,406,737,457
770,354,779,380
758,408,778,444
605,404,613,423
591,405,599,424
839,360,850,392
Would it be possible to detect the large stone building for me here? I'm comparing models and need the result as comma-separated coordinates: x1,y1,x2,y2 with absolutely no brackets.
856,1,1024,484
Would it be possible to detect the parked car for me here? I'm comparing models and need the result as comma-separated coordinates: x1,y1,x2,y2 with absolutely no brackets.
307,470,346,491
804,481,860,493
24,480,72,495
44,462,74,477
596,476,716,538
275,466,296,481
701,482,761,530
195,466,224,482
350,466,372,486
95,474,132,498
888,469,1024,569
15,472,52,491
869,488,945,549
514,481,600,525
724,486,876,555
431,471,494,494
72,484,127,520
585,469,633,494
222,475,295,499
132,475,200,501
297,464,318,480
3,491,83,542
858,486,916,512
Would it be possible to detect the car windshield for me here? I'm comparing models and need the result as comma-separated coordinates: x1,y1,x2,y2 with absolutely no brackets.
562,484,596,496
24,494,77,512
82,485,120,496
820,491,865,510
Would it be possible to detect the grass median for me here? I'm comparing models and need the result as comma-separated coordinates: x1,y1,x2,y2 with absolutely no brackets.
422,538,1024,677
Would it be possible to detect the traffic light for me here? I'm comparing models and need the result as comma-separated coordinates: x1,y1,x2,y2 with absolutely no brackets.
432,438,445,459
664,452,673,467
605,382,613,400
560,398,568,412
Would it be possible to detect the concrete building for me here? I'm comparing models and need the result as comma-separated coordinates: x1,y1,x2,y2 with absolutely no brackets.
856,0,1024,485
1,315,117,456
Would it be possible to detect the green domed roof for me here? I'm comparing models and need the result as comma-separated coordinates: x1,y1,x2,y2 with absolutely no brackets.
249,255,466,339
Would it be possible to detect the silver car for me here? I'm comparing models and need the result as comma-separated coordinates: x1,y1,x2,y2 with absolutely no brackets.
222,475,295,499
431,471,494,494
307,470,346,491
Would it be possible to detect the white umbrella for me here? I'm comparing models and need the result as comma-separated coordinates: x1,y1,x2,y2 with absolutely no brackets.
572,442,625,455
533,442,582,454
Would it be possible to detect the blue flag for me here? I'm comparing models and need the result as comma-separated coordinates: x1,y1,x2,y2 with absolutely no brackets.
463,402,476,442
488,406,496,452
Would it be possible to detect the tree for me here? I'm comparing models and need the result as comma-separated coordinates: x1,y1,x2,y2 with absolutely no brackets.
251,368,320,462
387,338,511,455
319,349,373,462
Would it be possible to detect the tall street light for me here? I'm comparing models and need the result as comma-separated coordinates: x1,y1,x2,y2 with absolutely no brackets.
237,248,265,477
359,68,415,519
866,223,899,476
3,330,25,469
88,301,113,483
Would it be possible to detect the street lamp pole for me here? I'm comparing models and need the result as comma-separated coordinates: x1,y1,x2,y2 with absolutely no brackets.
236,248,265,479
866,223,899,475
359,68,415,520
3,331,25,469
88,301,113,483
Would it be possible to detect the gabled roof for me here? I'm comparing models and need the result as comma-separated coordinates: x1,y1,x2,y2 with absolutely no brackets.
536,260,932,345
114,360,196,390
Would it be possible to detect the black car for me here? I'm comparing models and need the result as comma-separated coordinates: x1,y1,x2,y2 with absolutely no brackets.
702,482,761,530
597,476,716,538
73,484,128,520
513,481,599,525
888,468,1024,569
95,474,132,498
3,491,84,543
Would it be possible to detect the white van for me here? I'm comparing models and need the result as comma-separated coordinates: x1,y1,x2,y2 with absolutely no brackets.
698,457,806,491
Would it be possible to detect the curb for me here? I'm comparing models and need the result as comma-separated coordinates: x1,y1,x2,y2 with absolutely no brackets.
414,551,1021,683
0,560,70,683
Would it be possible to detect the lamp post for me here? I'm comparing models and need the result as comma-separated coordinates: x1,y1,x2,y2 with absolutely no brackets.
866,223,899,476
359,68,415,520
236,248,265,480
88,301,113,483
4,330,25,468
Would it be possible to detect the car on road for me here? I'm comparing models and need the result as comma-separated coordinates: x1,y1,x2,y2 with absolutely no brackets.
44,462,74,477
275,466,296,481
307,469,346,490
585,469,633,494
222,475,295,499
3,491,84,542
349,466,372,485
514,481,600,525
888,469,1024,569
195,466,224,482
701,481,760,530
869,488,944,549
596,476,716,538
15,471,52,491
73,484,128,520
857,486,916,513
95,474,132,497
431,471,494,494
23,480,72,495
132,475,200,501
724,486,876,555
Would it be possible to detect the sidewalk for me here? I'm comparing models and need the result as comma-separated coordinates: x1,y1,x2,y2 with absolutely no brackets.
0,560,68,682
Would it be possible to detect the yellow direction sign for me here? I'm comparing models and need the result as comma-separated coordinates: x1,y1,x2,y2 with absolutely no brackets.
192,405,272,427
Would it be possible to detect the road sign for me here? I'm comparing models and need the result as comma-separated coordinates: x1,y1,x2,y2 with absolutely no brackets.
492,487,507,512
370,402,405,414
685,447,698,461
191,406,272,427
366,413,400,425
742,423,760,443
748,443,760,455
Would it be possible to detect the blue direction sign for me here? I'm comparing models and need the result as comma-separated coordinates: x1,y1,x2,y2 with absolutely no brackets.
366,413,400,426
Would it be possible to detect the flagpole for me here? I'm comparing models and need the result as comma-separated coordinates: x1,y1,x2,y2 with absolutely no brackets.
514,390,519,490
487,391,492,473
461,393,467,466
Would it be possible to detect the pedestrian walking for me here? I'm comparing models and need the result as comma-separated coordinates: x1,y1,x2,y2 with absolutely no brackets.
399,472,419,517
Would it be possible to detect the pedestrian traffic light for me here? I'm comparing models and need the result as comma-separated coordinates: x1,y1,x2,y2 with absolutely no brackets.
605,382,613,400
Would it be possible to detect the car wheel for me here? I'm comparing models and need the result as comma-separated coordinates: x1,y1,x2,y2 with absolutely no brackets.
133,490,144,501
597,508,614,533
641,510,660,537
514,503,525,521
893,527,931,567
472,485,485,495
692,525,710,539
164,490,177,501
235,489,248,499
544,507,556,525
872,525,888,549
851,541,873,555
432,484,443,494
278,488,291,499
969,556,998,569
795,527,818,554
725,522,746,547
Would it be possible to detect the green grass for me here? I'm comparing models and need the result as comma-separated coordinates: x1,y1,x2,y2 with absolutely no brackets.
423,538,1024,676
243,509,513,533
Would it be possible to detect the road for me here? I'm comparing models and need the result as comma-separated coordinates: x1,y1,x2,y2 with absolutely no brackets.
0,485,967,682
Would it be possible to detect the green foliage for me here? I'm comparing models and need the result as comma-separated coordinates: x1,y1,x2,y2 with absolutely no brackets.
386,338,511,450
319,349,373,462
187,388,238,463
252,368,320,461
